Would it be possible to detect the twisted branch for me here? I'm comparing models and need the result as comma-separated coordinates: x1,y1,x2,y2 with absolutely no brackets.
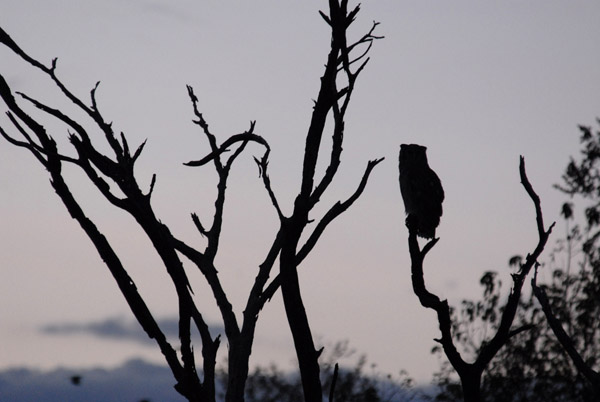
406,156,554,401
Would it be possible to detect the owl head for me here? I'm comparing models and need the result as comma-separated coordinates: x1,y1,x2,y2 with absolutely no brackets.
399,144,428,168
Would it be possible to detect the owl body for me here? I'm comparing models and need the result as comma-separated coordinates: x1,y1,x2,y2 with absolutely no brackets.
399,144,444,239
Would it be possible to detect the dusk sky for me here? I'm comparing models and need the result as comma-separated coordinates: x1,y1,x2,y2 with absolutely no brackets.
1,0,599,395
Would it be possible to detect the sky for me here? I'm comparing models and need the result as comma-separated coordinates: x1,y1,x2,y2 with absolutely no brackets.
1,0,600,398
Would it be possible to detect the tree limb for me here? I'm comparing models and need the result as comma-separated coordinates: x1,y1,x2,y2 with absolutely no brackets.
476,156,555,369
532,269,600,394
276,3,382,401
298,157,383,264
406,156,554,402
0,74,195,396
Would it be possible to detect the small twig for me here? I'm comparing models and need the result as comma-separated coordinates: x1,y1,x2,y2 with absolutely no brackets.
329,363,340,402
184,132,269,167
507,324,535,339
17,90,91,145
1,113,47,166
254,154,284,220
190,213,208,237
186,85,221,170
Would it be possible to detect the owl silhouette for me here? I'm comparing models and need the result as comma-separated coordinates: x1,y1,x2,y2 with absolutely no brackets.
399,144,444,239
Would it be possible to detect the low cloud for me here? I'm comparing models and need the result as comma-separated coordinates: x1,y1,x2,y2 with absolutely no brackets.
40,316,223,346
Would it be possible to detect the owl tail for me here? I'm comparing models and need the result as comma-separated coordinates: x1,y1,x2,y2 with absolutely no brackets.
417,227,435,239
417,216,439,239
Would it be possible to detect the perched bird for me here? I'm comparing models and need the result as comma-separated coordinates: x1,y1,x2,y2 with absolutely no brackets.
399,144,445,239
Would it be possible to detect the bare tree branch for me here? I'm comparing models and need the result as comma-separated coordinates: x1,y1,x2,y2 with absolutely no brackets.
406,156,554,402
260,158,384,303
1,2,382,400
476,157,555,368
275,3,382,400
184,131,268,167
0,112,47,165
186,85,222,171
298,157,383,264
0,73,200,397
255,153,284,220
532,269,600,395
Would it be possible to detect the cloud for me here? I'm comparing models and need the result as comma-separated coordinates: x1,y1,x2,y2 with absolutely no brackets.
40,316,223,346
0,359,186,402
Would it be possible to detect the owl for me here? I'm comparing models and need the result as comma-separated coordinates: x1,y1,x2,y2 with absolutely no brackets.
399,144,445,239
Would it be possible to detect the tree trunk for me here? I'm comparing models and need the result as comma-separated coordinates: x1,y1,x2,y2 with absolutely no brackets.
460,371,482,402
281,267,322,401
280,223,323,402
225,338,252,402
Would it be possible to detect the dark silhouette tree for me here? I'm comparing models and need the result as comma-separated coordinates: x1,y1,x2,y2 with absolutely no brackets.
431,121,600,402
0,2,381,401
403,157,554,402
531,120,600,397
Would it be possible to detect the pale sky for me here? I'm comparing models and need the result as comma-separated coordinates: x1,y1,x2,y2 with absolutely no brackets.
1,0,600,386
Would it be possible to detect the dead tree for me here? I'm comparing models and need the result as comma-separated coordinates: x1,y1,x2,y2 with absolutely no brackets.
0,1,381,401
405,157,554,402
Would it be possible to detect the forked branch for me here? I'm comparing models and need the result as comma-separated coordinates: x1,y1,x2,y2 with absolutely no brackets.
406,156,554,402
